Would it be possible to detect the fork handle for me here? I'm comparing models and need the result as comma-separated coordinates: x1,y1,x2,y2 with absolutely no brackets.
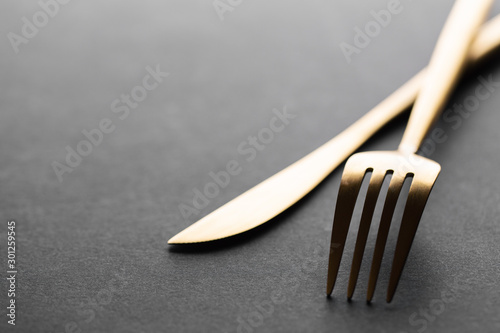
398,0,493,154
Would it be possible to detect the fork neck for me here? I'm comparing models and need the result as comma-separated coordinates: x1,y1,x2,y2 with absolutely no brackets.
398,0,492,154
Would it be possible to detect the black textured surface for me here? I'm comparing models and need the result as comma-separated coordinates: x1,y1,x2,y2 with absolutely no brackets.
1,1,500,332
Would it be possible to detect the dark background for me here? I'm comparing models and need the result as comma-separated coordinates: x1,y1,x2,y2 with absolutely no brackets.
1,0,499,332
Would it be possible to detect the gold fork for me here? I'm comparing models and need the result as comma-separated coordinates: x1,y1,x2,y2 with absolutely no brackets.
326,0,493,303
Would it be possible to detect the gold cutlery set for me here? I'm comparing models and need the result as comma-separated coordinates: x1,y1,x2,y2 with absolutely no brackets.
170,0,500,302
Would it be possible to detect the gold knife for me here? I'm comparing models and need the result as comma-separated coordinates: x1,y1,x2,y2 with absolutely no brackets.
169,15,500,244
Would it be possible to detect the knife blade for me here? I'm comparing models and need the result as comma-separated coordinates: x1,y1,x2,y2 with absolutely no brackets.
169,15,500,244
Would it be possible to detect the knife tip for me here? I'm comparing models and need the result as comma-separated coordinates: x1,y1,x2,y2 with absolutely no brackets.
167,231,210,244
167,233,184,244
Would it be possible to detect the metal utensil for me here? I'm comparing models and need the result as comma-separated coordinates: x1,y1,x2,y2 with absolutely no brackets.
326,0,493,302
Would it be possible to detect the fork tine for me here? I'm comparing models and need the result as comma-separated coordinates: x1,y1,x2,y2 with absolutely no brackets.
387,172,440,302
347,170,386,299
366,173,407,302
326,165,369,296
